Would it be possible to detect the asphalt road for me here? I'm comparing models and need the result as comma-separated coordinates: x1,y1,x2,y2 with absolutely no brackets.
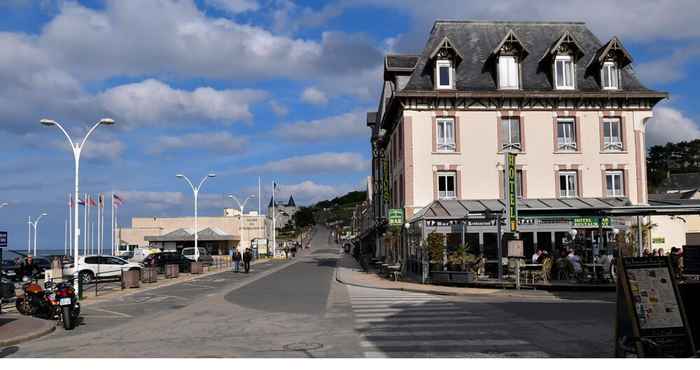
2,226,616,358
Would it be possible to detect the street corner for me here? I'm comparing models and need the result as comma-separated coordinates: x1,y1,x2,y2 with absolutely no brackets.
0,314,56,348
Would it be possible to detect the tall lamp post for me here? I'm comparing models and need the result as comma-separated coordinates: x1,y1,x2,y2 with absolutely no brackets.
228,194,255,215
177,173,216,262
30,213,48,256
41,118,115,295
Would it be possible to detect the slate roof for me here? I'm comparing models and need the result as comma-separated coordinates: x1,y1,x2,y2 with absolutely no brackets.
385,54,420,71
656,172,700,193
144,227,238,242
399,20,655,93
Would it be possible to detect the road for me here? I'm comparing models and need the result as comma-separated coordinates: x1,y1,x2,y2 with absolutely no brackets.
2,226,615,358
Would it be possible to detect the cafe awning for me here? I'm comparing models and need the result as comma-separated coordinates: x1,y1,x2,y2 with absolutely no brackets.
409,197,700,222
144,227,239,242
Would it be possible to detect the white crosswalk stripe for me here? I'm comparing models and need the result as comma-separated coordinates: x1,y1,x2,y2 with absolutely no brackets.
347,285,549,358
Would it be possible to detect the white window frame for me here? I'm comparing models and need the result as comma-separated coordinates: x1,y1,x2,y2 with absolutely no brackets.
437,171,457,200
435,60,453,90
556,118,577,151
601,61,619,90
605,170,624,197
436,118,456,152
498,55,520,90
554,55,575,90
602,117,623,151
501,117,522,151
559,171,578,198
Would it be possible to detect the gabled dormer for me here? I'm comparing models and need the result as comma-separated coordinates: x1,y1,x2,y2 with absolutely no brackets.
541,31,585,90
492,30,529,90
591,37,633,90
429,36,463,90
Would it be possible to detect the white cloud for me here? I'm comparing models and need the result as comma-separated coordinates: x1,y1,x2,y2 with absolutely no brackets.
98,79,267,127
647,106,700,147
253,180,348,205
269,100,289,117
150,132,248,155
114,191,228,212
205,0,259,14
242,152,369,174
301,87,328,105
275,110,368,142
81,138,125,160
636,46,700,85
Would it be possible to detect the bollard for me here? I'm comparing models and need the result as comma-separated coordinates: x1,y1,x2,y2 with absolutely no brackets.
190,262,203,274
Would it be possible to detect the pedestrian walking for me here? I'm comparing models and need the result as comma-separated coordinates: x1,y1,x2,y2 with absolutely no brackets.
232,249,242,273
243,248,252,273
291,244,297,258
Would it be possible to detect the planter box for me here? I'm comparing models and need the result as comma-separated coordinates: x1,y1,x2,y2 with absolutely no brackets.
141,267,158,283
121,269,140,289
430,271,475,284
190,262,203,274
165,264,179,279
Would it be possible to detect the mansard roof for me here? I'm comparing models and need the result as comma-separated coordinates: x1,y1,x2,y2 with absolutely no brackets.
428,36,464,61
593,36,633,67
385,54,420,71
492,29,530,58
402,20,655,93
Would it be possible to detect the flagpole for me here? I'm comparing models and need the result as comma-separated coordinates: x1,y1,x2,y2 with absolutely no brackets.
97,194,101,255
64,219,68,256
111,192,114,255
83,193,87,255
69,193,73,257
101,193,104,255
258,176,261,215
272,181,276,258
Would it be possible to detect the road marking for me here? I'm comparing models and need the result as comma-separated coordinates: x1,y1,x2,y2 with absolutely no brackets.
361,329,508,337
363,351,550,358
351,306,459,312
355,316,483,323
88,307,133,318
360,339,529,348
182,283,217,289
354,311,475,318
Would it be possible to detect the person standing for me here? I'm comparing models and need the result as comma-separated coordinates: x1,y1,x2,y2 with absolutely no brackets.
243,248,252,273
232,248,242,273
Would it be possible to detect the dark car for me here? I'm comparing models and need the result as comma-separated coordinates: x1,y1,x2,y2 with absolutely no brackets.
143,252,192,273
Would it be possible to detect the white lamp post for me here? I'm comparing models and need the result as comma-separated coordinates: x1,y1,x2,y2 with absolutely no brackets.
30,213,48,256
177,173,216,262
41,118,115,294
228,194,256,215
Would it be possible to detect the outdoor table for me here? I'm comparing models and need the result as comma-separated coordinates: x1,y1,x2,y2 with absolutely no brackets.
521,263,541,284
583,263,603,283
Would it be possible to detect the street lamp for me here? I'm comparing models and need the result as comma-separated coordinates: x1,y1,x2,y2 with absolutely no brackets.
228,194,256,215
30,213,48,256
177,173,216,262
41,117,115,294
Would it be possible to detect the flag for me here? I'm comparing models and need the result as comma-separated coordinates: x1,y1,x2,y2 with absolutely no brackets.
78,198,86,206
88,196,97,207
69,195,74,208
98,193,104,208
113,194,124,207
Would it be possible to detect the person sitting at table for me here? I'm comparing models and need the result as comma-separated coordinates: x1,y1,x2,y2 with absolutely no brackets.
536,249,550,264
531,249,542,264
567,249,583,276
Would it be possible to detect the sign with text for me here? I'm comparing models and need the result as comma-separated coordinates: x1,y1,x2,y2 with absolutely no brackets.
507,240,523,257
615,256,695,357
505,152,518,233
0,231,6,248
573,217,610,227
388,209,404,227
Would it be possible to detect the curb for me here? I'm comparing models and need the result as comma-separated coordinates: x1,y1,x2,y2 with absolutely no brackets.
334,268,567,299
0,320,56,347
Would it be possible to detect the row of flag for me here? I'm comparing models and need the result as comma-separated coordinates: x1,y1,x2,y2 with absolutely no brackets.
69,193,124,208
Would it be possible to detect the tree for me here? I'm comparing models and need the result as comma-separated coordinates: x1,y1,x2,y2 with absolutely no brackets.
293,206,315,228
426,232,445,263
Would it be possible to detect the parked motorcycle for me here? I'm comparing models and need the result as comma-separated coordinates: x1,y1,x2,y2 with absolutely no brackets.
15,277,80,330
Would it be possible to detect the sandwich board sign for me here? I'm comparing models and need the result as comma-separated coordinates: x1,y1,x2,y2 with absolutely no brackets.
614,256,695,357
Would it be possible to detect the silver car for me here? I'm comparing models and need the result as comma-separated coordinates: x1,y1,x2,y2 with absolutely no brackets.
181,247,213,265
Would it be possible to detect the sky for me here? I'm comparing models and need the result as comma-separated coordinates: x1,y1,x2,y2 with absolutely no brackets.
1,0,699,251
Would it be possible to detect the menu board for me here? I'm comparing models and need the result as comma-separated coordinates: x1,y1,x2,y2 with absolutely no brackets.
626,266,683,329
616,257,696,358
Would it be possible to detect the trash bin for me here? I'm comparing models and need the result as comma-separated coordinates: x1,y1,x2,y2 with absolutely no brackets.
141,267,157,283
165,264,179,279
190,262,203,274
121,269,140,289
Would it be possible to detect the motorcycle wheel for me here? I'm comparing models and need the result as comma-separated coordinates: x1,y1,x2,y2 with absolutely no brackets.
62,306,73,330
15,297,33,315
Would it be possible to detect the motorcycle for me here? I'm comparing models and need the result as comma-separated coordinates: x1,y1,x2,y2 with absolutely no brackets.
15,277,80,330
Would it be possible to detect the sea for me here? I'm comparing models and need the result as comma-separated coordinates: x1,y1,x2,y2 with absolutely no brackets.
2,249,70,262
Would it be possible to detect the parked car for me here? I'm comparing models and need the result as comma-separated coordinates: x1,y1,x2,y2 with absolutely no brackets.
2,260,18,281
142,252,192,273
118,251,135,260
64,255,142,284
180,247,214,265
130,247,160,263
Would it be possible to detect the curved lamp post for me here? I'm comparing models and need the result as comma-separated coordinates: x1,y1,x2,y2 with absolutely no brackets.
177,173,216,262
228,194,255,215
30,212,48,256
41,118,115,294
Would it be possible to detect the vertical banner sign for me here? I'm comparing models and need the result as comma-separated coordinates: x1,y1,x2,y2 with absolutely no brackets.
0,231,7,248
505,152,518,233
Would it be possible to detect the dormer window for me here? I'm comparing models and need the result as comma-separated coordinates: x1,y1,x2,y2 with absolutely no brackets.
554,55,575,90
601,61,619,90
436,59,453,89
498,56,519,89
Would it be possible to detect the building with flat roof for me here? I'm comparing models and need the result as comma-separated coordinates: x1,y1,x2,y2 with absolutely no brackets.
118,208,267,255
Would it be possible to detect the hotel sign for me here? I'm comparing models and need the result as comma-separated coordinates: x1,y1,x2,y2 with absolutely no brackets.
573,217,610,227
388,209,404,227
505,152,518,233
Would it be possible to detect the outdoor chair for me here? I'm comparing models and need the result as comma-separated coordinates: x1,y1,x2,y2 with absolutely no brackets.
531,257,553,283
555,258,574,281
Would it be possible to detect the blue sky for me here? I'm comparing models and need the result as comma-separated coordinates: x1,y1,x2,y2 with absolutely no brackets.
1,0,699,250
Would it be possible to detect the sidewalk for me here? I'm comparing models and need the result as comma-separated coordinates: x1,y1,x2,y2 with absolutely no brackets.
0,314,56,347
335,254,605,300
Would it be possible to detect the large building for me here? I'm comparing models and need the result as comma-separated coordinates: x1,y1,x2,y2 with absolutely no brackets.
118,208,267,255
268,195,298,230
363,20,671,275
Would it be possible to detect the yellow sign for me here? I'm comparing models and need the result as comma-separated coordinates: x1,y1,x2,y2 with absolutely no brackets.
506,152,518,233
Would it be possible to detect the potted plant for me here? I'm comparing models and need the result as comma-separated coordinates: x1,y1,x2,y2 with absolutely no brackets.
446,244,478,283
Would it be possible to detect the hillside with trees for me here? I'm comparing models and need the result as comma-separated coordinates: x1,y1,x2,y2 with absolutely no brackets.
647,139,700,192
